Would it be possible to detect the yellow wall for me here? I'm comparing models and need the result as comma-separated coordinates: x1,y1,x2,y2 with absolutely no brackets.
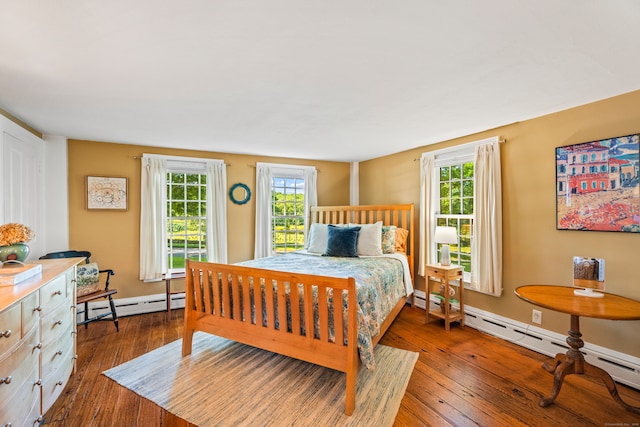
67,140,350,298
360,89,640,357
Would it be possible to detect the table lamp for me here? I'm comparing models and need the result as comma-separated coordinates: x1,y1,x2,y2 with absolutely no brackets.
434,226,458,266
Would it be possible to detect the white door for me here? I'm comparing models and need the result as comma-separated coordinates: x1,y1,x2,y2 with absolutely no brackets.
2,129,45,260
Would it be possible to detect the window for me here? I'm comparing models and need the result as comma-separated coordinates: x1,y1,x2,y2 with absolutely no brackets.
166,171,208,273
271,176,306,253
434,158,474,280
420,136,502,296
254,163,317,259
139,154,226,281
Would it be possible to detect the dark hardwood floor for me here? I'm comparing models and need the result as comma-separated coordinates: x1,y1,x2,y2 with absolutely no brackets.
44,306,640,426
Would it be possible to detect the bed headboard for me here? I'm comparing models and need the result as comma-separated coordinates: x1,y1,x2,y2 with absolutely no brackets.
310,204,415,279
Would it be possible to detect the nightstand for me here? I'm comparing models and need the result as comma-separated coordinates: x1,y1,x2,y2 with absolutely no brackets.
425,263,464,331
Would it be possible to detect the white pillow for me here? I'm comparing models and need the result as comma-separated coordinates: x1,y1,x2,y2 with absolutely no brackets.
349,221,383,256
306,223,329,254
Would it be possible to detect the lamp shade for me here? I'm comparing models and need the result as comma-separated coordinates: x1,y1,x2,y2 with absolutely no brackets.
433,226,457,244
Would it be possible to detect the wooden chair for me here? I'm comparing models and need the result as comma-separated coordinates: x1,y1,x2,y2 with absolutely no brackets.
39,250,119,332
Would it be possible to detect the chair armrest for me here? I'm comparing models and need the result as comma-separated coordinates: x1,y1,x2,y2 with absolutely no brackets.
99,269,115,290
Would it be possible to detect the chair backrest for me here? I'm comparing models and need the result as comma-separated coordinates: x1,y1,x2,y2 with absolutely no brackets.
39,250,92,264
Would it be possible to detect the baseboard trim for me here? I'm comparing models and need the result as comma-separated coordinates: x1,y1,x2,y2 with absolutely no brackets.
412,289,640,390
79,290,639,390
75,292,185,321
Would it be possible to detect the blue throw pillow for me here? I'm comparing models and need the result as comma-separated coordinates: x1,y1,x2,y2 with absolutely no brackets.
323,225,361,257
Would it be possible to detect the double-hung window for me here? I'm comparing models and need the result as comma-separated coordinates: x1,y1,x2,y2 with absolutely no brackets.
139,154,227,281
434,156,474,279
166,170,208,274
421,136,502,296
271,175,306,253
254,163,317,258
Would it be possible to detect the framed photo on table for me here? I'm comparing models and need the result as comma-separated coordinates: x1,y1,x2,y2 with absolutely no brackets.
86,176,128,211
555,133,640,233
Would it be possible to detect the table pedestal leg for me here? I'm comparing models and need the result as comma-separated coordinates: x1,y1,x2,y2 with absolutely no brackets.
540,315,640,414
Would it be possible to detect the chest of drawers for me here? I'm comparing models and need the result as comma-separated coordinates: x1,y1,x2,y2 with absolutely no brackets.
0,258,82,426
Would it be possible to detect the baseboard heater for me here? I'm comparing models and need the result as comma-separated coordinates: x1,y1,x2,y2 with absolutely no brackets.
78,289,639,390
412,289,640,391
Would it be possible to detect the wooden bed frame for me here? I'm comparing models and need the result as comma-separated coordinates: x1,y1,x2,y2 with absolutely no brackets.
182,204,414,415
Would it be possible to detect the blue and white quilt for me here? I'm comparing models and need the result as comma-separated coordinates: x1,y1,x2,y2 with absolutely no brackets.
237,251,413,369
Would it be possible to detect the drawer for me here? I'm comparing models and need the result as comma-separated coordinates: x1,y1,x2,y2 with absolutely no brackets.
21,395,43,427
41,325,73,380
21,291,40,338
0,302,21,355
0,326,39,404
42,352,74,413
0,363,40,427
41,302,72,347
40,275,68,314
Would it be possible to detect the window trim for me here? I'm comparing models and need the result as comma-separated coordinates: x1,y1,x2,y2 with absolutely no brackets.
166,169,208,275
271,174,306,254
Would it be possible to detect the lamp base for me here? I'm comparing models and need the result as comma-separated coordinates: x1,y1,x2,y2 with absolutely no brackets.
440,244,451,266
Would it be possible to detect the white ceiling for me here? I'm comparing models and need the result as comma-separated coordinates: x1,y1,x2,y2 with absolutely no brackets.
1,1,640,162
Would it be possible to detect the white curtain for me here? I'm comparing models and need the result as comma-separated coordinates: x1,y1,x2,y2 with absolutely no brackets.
139,156,167,281
303,167,318,241
471,140,503,296
254,164,273,259
418,154,435,277
206,161,228,263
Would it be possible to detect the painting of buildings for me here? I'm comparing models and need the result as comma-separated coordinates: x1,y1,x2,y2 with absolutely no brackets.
556,133,640,232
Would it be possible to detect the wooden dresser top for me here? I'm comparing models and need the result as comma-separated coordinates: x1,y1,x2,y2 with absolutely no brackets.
0,258,84,312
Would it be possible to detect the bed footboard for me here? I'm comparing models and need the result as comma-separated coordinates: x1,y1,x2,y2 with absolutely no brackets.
182,260,359,415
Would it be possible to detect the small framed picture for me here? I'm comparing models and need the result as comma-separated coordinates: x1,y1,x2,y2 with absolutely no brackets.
86,176,128,211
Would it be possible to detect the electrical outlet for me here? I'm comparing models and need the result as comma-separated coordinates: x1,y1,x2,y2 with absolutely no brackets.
532,309,542,324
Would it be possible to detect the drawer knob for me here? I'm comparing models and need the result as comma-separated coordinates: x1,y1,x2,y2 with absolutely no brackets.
33,342,43,351
53,290,62,296
34,379,42,386
35,416,45,423
55,350,63,356
33,305,42,312
55,380,63,386
53,320,63,326
0,375,12,384
73,354,78,360
1,330,11,338
1,422,12,427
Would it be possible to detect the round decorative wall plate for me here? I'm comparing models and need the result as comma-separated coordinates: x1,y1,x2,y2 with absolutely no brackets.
229,183,251,205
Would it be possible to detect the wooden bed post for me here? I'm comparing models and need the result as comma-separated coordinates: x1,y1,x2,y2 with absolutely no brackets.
182,260,194,357
345,277,358,416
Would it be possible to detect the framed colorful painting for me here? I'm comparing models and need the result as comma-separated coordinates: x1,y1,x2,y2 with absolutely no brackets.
86,176,128,211
556,133,640,232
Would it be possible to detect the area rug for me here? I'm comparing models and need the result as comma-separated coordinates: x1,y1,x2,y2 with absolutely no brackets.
103,332,418,426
